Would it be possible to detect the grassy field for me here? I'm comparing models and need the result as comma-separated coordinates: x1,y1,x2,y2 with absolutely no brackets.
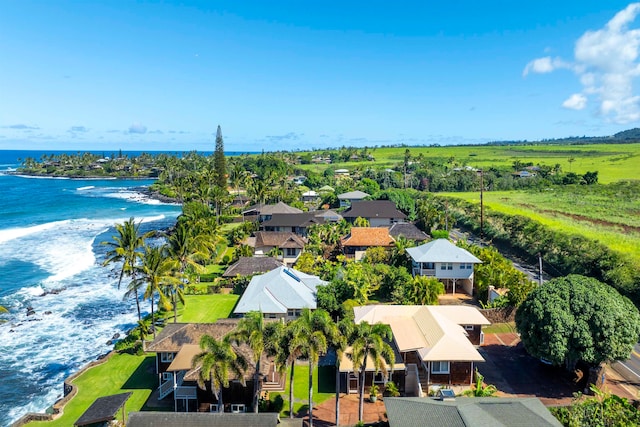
297,142,640,184
270,363,335,417
176,294,239,323
29,353,156,427
442,184,640,263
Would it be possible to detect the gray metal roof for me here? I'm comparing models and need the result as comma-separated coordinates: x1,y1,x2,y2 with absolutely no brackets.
406,239,482,264
386,397,562,427
233,266,326,315
337,190,370,200
127,412,279,427
74,392,132,426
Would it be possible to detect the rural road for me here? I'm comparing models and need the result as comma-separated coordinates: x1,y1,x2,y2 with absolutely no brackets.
612,343,640,388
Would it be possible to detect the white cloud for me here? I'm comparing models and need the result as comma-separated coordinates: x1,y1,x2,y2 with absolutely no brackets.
522,56,571,76
562,93,587,110
128,123,147,134
525,3,640,124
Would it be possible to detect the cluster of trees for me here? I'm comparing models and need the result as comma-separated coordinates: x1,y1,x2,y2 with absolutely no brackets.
192,309,394,425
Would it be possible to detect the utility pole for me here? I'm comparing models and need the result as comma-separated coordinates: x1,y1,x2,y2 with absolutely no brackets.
479,169,484,237
538,253,543,286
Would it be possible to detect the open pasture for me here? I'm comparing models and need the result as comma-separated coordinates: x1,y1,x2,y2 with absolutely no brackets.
443,183,640,263
297,143,640,184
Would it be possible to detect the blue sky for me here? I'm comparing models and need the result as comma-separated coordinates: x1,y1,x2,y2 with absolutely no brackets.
1,1,639,152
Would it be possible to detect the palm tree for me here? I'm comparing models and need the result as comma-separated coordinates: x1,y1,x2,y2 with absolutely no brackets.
228,311,267,413
332,318,353,427
463,368,498,397
102,217,148,289
192,334,247,412
165,222,210,322
0,305,7,323
132,245,177,338
348,321,395,423
291,309,339,427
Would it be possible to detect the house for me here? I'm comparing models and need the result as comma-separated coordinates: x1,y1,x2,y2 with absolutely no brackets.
385,396,562,427
512,170,536,178
301,190,319,202
342,200,407,226
406,239,482,295
344,305,490,397
334,168,350,176
241,202,302,222
388,222,429,243
260,210,342,237
233,266,326,320
244,231,306,266
222,257,284,278
145,320,281,413
74,393,132,426
291,175,307,185
340,227,395,260
337,190,370,208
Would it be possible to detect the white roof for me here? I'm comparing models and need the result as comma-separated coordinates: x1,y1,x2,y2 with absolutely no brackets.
233,266,326,315
337,190,370,200
302,190,318,197
353,305,489,362
406,239,482,264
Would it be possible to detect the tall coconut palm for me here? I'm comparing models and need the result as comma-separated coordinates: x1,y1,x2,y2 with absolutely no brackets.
192,334,247,412
348,321,395,423
131,244,178,338
333,318,353,427
102,217,149,289
292,309,339,427
228,311,267,413
165,222,210,322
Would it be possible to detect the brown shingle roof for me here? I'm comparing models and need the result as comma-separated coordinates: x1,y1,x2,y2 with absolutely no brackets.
222,257,284,277
253,231,306,248
388,222,429,242
342,200,407,220
341,227,395,247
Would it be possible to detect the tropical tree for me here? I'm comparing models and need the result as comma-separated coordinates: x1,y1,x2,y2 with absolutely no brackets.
102,217,149,289
213,125,227,189
332,317,353,427
132,244,178,338
228,311,267,413
463,368,498,397
348,321,395,422
192,334,247,412
165,222,212,322
516,275,640,371
291,309,339,427
405,275,444,305
0,305,7,323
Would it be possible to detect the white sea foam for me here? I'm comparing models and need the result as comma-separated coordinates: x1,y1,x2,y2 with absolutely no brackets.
0,220,71,244
77,185,95,191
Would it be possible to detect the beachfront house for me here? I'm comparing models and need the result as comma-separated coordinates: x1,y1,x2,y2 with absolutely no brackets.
146,320,283,413
406,239,482,295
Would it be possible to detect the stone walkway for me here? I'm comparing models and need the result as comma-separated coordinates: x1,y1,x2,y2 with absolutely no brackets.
302,394,387,427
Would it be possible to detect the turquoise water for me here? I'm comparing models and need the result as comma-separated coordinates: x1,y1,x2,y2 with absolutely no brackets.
0,151,182,425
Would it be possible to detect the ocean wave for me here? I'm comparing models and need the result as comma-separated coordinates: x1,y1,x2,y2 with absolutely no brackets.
77,185,95,191
0,220,71,244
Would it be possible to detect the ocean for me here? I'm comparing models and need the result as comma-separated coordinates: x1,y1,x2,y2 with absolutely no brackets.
0,150,183,425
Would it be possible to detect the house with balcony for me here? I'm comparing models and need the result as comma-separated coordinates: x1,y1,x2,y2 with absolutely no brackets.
145,320,282,413
341,305,489,397
406,239,482,295
260,210,342,237
233,266,326,320
342,200,407,227
243,231,306,266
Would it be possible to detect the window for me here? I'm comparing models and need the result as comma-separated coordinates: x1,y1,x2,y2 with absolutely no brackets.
431,361,450,374
161,352,174,363
464,325,474,331
265,313,277,319
162,372,173,382
231,404,246,413
374,372,391,384
287,309,301,318
423,262,434,270
441,263,453,270
447,263,453,270
285,248,297,256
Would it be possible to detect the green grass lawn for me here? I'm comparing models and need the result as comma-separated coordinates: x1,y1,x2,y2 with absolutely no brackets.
29,354,155,426
176,294,239,323
270,363,335,417
483,322,517,334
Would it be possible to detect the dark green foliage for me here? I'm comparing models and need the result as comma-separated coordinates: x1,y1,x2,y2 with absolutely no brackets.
550,387,640,427
516,275,640,369
431,229,449,239
214,125,227,189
